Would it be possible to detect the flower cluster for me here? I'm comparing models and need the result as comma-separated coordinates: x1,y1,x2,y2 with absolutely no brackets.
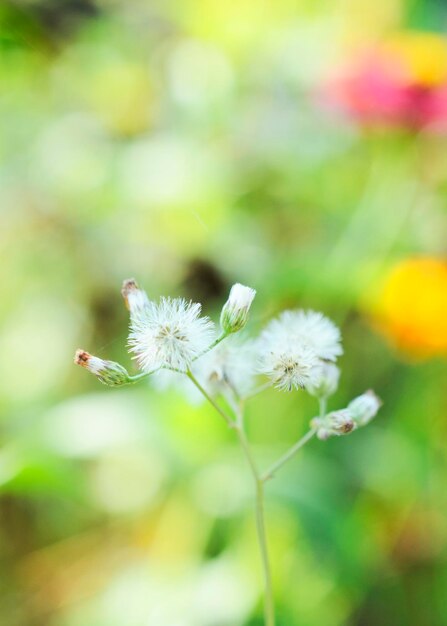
73,278,382,626
74,278,381,437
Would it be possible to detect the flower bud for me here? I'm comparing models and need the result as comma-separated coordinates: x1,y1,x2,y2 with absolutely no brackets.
329,409,356,434
314,426,332,441
121,278,150,320
74,350,130,386
220,283,256,334
307,362,340,399
348,390,382,427
312,409,355,440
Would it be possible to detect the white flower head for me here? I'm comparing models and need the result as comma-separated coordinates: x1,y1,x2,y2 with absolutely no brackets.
127,295,215,372
220,283,256,334
193,337,258,398
258,307,341,392
74,350,130,386
307,362,340,399
348,390,382,427
263,309,342,362
258,340,322,392
121,278,151,322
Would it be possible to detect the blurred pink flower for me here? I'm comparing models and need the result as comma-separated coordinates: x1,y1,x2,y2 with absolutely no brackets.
328,32,447,131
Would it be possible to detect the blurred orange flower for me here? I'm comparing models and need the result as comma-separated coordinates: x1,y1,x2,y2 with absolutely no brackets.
375,258,447,356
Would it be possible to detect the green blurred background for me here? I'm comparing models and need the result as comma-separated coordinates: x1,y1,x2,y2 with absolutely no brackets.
1,0,447,624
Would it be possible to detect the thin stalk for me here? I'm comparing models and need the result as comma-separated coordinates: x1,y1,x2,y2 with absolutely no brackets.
232,407,274,625
261,396,327,482
186,371,275,626
127,368,160,384
222,422,275,626
319,396,327,418
192,332,228,362
261,429,316,483
186,370,235,429
255,478,275,626
128,364,185,384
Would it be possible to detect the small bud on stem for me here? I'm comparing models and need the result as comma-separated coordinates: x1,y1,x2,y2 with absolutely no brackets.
220,283,256,335
121,278,150,319
74,350,130,387
312,409,355,440
348,390,382,427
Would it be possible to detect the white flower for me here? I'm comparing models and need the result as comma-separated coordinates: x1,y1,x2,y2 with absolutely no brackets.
258,307,341,392
127,295,215,372
348,390,382,426
193,337,257,398
74,350,130,386
307,362,340,399
262,310,342,362
220,283,256,334
258,340,322,392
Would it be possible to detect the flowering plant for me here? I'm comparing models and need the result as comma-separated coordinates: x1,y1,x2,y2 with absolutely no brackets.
75,279,381,625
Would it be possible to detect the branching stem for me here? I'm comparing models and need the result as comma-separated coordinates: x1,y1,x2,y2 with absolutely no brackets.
186,370,235,429
184,371,323,626
261,428,316,483
186,370,275,626
192,332,229,362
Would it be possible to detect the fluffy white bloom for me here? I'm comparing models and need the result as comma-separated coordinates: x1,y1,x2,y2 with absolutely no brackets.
307,362,340,399
193,337,257,398
220,283,256,334
127,296,215,372
74,350,130,386
258,307,341,392
261,310,342,362
258,340,322,392
348,390,382,426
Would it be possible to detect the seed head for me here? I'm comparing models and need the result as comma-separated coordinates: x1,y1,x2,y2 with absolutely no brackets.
127,295,215,372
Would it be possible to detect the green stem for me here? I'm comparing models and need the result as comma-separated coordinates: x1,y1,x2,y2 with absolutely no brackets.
319,396,327,418
186,371,275,626
223,423,275,626
256,478,275,626
127,369,160,384
192,332,229,362
261,429,316,483
186,370,235,429
261,396,327,482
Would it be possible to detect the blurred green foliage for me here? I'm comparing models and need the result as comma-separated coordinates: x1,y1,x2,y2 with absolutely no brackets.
1,1,447,625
